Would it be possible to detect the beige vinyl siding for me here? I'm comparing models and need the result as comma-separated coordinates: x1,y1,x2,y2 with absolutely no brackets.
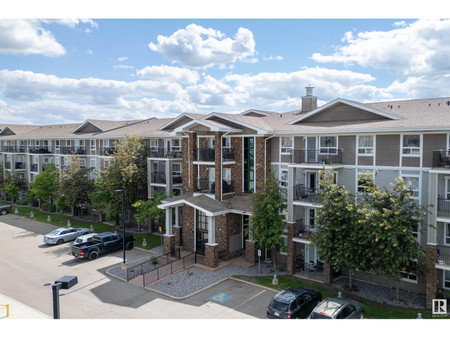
376,135,400,166
402,157,421,168
294,136,305,150
374,169,398,190
357,156,373,166
302,102,390,123
339,135,355,165
338,168,356,194
422,133,446,167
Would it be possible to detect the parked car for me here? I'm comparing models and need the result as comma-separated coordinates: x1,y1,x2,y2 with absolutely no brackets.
267,287,322,319
74,233,98,245
43,227,91,245
71,232,135,260
0,204,12,215
309,297,364,319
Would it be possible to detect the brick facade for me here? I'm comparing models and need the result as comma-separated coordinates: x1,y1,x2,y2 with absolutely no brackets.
205,243,218,268
163,234,175,255
426,244,437,309
245,240,258,264
286,222,295,274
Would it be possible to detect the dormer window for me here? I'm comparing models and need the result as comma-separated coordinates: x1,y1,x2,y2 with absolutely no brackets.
280,137,293,154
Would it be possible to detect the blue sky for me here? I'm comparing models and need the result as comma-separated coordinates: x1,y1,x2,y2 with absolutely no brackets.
1,4,450,125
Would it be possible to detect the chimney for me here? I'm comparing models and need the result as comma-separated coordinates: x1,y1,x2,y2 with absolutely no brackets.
301,86,317,113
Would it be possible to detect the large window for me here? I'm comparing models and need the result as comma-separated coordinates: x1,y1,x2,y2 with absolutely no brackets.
280,137,293,154
171,139,181,151
319,136,337,154
402,135,420,155
402,176,420,199
446,224,450,246
243,137,255,193
222,137,231,149
358,135,374,155
401,260,418,284
445,270,450,290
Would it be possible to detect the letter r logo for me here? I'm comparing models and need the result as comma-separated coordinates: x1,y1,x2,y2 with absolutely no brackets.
432,299,447,315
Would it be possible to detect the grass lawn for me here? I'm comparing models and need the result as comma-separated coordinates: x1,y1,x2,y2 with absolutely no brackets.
11,205,161,250
239,275,437,319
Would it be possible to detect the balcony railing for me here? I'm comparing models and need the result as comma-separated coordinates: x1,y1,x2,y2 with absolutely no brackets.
28,147,52,154
172,176,183,185
60,147,86,155
4,162,11,170
151,172,166,184
437,245,450,265
291,149,343,165
149,147,182,158
100,147,116,156
197,147,215,162
294,219,316,240
3,146,26,153
437,197,450,217
30,163,38,172
293,185,321,203
433,150,450,168
194,179,234,194
15,162,26,170
222,148,235,161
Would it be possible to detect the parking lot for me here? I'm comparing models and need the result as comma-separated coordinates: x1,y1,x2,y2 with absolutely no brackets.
0,214,277,319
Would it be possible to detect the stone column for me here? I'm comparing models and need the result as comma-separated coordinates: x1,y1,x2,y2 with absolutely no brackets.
323,260,333,285
205,243,219,268
286,222,295,274
426,244,438,309
163,234,175,256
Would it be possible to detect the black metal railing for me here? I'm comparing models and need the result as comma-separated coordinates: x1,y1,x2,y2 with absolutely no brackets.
4,162,11,170
291,149,343,164
100,147,116,156
172,176,183,185
433,150,450,168
223,180,234,194
15,162,26,169
195,179,214,194
126,248,181,281
149,147,182,158
293,185,321,203
28,147,51,154
197,147,215,161
437,245,450,265
30,163,38,172
222,148,235,161
60,147,86,155
437,197,450,217
151,172,166,184
294,219,315,239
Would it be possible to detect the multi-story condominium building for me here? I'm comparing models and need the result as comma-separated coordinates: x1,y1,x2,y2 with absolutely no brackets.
1,87,449,308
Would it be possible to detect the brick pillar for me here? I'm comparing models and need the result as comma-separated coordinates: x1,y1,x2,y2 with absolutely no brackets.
245,240,258,265
323,260,333,285
286,222,295,274
163,234,175,255
205,243,219,268
426,244,438,309
183,132,197,194
214,131,222,201
173,226,181,246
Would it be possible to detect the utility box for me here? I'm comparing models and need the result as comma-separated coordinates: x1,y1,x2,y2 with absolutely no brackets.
55,276,78,290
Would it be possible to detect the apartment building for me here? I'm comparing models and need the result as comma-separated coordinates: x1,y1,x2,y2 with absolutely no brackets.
1,88,449,308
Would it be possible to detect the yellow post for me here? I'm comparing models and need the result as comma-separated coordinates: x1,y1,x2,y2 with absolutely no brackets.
6,304,9,317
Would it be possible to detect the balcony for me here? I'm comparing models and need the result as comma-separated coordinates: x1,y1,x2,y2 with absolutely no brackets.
3,146,25,153
433,150,450,168
291,149,343,165
222,148,235,161
197,147,215,162
4,162,11,170
60,147,86,155
437,245,450,266
172,176,183,185
293,185,321,203
194,179,234,194
151,172,166,184
15,162,26,170
149,147,182,158
100,147,116,156
30,163,38,172
294,219,316,241
437,197,450,217
28,147,52,154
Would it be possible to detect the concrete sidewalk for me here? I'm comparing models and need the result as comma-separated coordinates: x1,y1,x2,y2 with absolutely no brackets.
0,293,51,319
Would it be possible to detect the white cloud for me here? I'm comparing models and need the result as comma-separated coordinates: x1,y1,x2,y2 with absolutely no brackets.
263,55,283,61
42,19,98,29
312,19,450,77
86,49,93,55
118,57,128,62
148,24,256,68
0,20,66,56
113,64,134,69
136,65,199,84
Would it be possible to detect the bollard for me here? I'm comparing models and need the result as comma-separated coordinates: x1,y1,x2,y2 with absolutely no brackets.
272,274,278,285
47,215,51,222
417,313,422,319
337,291,343,298
14,208,18,214
67,220,71,227
142,238,147,247
30,211,34,218
90,224,94,232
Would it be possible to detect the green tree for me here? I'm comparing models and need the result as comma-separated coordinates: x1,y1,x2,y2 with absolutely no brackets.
132,190,167,231
313,170,371,288
5,179,20,203
361,174,427,300
249,173,285,269
90,135,148,225
30,163,59,207
59,156,94,216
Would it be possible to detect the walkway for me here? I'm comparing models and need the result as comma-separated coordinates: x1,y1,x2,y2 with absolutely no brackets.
0,293,51,319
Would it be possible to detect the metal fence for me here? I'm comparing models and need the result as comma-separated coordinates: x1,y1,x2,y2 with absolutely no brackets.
126,248,181,281
143,252,196,287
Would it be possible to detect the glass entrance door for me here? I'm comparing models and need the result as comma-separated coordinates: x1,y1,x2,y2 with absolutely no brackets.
195,210,208,255
306,137,317,162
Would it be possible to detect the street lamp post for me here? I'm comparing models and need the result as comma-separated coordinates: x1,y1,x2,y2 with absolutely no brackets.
114,189,126,264
52,276,78,319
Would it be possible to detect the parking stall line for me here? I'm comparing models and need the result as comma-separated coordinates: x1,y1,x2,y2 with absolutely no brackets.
215,289,266,319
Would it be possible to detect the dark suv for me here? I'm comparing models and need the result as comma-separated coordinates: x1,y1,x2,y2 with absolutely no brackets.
267,287,322,319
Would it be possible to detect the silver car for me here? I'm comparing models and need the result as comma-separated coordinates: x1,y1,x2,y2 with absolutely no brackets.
43,227,90,245
309,297,364,319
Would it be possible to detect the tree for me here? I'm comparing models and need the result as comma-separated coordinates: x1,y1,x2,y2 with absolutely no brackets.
30,163,59,208
90,135,148,225
58,156,94,216
360,174,427,300
132,190,167,231
249,173,285,269
5,179,20,203
312,170,371,288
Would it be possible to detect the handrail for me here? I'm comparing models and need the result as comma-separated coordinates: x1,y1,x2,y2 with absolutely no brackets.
0,304,10,317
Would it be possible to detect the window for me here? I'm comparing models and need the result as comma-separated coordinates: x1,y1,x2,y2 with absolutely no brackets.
446,177,450,200
66,140,71,147
36,140,40,147
319,136,337,154
358,135,374,155
402,176,419,199
402,135,420,155
79,159,86,169
55,140,60,150
91,140,96,150
223,168,231,184
280,137,293,154
357,172,373,193
222,137,231,149
444,270,450,290
90,159,96,169
401,260,418,283
104,139,110,147
280,167,288,188
171,139,181,151
196,210,208,231
172,163,181,177
243,137,255,193
150,139,158,150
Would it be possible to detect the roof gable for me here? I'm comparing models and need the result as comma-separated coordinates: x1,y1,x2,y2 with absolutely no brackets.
288,98,401,125
72,120,103,134
0,126,16,136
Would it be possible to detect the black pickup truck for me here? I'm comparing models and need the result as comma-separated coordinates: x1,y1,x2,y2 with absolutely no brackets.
71,232,135,260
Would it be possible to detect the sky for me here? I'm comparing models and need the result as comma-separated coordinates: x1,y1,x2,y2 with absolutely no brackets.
2,2,450,125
